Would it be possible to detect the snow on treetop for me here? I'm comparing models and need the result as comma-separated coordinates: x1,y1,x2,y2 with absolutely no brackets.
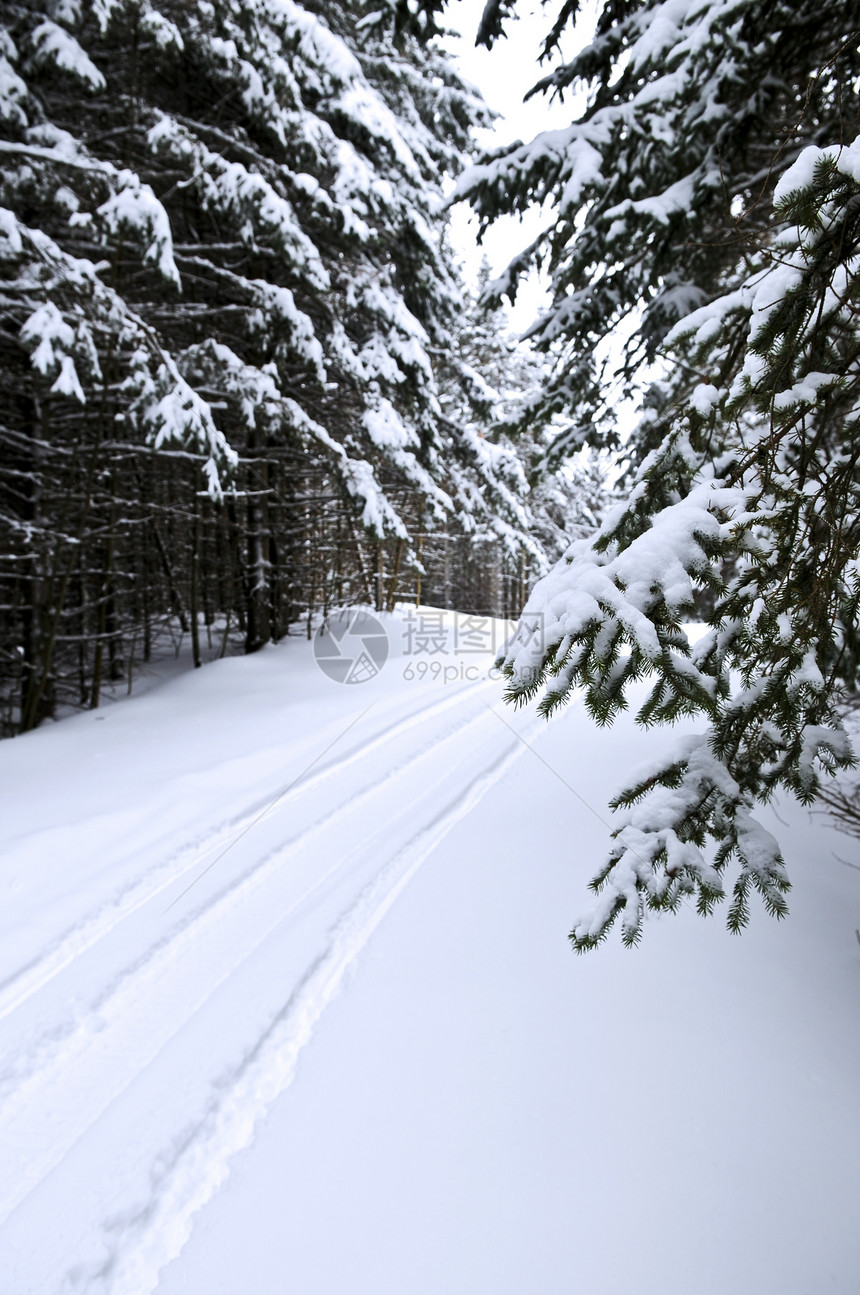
0,206,23,256
773,131,860,204
29,20,105,91
0,36,28,126
363,399,419,451
96,171,180,288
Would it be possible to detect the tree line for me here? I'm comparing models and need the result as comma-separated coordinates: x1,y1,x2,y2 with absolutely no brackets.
0,0,608,736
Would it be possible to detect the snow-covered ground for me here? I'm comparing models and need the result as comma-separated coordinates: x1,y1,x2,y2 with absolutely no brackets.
1,608,858,1295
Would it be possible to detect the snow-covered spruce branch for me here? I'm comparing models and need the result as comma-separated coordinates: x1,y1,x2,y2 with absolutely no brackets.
455,0,860,463
502,130,860,949
7,215,238,498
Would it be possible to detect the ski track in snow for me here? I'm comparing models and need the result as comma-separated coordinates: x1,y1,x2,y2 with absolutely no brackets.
5,632,860,1295
57,729,533,1295
0,678,493,1024
0,695,502,1226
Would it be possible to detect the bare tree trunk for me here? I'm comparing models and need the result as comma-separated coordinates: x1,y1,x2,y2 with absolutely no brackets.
386,537,404,612
245,440,270,653
190,493,201,669
150,518,189,633
18,394,44,729
347,513,376,605
375,541,384,612
21,398,104,731
443,527,451,609
226,498,247,636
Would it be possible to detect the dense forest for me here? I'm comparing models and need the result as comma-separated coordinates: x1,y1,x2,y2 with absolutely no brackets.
0,0,609,736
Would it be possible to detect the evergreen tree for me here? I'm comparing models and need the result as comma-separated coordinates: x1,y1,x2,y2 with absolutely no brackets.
448,1,860,945
0,0,513,730
424,261,616,616
430,262,542,615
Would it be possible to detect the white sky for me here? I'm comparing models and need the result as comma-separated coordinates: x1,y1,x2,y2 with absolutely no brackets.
443,0,597,333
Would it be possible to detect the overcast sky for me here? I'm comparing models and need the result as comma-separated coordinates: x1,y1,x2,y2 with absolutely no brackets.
443,0,596,332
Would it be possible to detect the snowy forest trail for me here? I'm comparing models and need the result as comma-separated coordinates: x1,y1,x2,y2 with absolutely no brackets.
0,675,493,1023
0,636,534,1291
0,686,517,1227
1,613,859,1295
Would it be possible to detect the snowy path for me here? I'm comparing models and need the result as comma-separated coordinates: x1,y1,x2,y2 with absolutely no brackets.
0,646,540,1294
1,616,859,1294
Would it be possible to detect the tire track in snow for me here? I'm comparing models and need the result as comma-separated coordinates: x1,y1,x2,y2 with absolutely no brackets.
59,726,533,1295
0,702,502,1226
0,679,494,1023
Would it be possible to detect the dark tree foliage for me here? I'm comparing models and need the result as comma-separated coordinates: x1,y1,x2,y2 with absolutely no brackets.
445,0,860,945
0,0,574,734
